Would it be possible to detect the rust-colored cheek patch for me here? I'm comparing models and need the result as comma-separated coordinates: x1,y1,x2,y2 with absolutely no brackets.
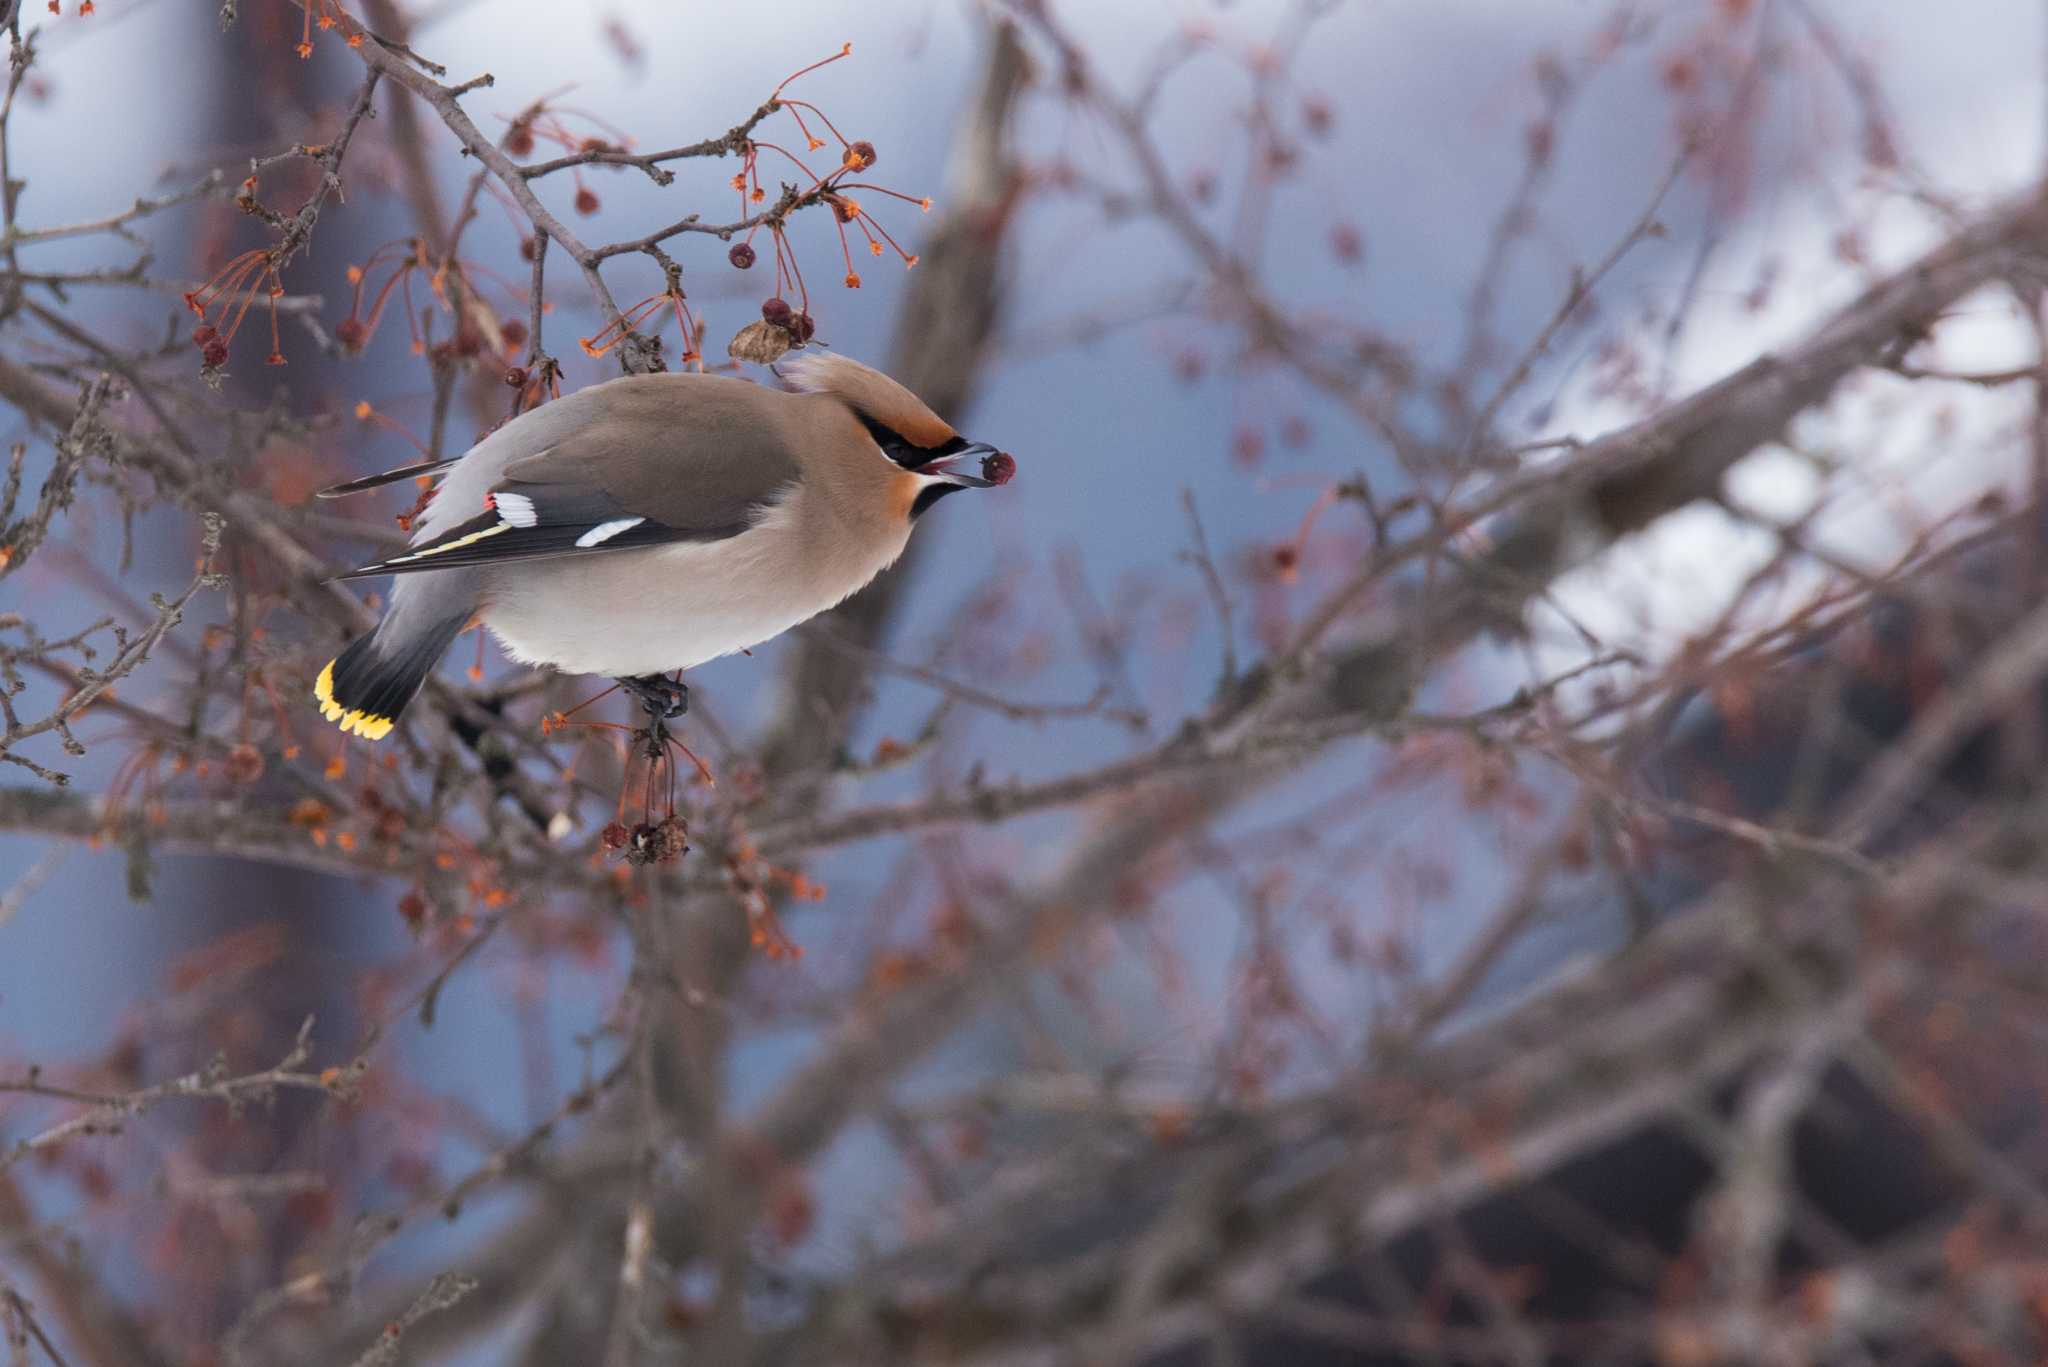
892,469,922,519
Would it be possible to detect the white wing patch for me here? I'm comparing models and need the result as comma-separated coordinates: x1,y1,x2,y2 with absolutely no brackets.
493,492,539,527
576,517,646,548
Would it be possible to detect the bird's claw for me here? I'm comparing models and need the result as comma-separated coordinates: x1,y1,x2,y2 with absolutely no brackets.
618,673,689,721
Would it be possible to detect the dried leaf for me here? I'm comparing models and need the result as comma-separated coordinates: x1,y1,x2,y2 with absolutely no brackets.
727,320,792,365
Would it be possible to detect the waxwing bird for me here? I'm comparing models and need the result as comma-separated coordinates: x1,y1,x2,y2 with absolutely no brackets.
313,353,1016,740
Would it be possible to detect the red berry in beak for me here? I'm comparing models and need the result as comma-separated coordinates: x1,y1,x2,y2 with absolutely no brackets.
980,451,1016,486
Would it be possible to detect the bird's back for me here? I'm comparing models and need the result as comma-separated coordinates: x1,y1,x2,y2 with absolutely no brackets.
411,372,799,547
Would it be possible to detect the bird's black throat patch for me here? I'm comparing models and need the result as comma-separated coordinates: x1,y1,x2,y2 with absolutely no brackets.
910,482,967,519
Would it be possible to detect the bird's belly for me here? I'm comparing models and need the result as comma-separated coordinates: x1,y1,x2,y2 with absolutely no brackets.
478,523,899,679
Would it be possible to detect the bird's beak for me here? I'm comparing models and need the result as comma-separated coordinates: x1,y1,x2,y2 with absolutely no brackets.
929,442,1014,488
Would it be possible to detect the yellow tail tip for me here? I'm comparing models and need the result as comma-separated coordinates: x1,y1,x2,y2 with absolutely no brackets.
312,658,396,741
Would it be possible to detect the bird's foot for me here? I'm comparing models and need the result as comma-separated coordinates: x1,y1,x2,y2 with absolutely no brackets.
612,674,710,782
618,673,689,722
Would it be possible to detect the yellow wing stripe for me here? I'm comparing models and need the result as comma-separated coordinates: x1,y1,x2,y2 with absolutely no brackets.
313,659,396,741
387,520,512,565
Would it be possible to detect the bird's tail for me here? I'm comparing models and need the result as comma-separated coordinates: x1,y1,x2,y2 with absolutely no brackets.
314,605,473,740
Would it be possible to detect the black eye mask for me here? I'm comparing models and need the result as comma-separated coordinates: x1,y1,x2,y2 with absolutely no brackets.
860,414,968,471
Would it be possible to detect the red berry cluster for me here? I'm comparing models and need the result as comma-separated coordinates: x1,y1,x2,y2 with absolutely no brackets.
601,815,689,865
579,285,703,368
182,248,289,373
759,295,815,342
335,238,531,385
714,44,933,350
334,239,430,357
499,105,639,222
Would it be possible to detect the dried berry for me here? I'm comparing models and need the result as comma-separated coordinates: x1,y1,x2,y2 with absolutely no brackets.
728,241,757,270
760,296,793,327
652,815,690,861
574,187,600,216
506,123,536,157
600,821,630,852
519,236,538,262
623,815,689,865
504,365,530,389
333,317,367,352
980,451,1016,486
498,319,527,347
397,891,427,925
201,337,229,369
843,140,877,170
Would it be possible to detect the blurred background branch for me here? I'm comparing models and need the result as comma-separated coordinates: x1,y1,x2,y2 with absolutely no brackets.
7,3,2048,1365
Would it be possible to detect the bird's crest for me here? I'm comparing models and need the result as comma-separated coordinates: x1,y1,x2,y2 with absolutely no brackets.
781,352,955,449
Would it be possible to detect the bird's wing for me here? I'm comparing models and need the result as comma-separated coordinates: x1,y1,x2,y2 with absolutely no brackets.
313,456,462,499
332,381,803,581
